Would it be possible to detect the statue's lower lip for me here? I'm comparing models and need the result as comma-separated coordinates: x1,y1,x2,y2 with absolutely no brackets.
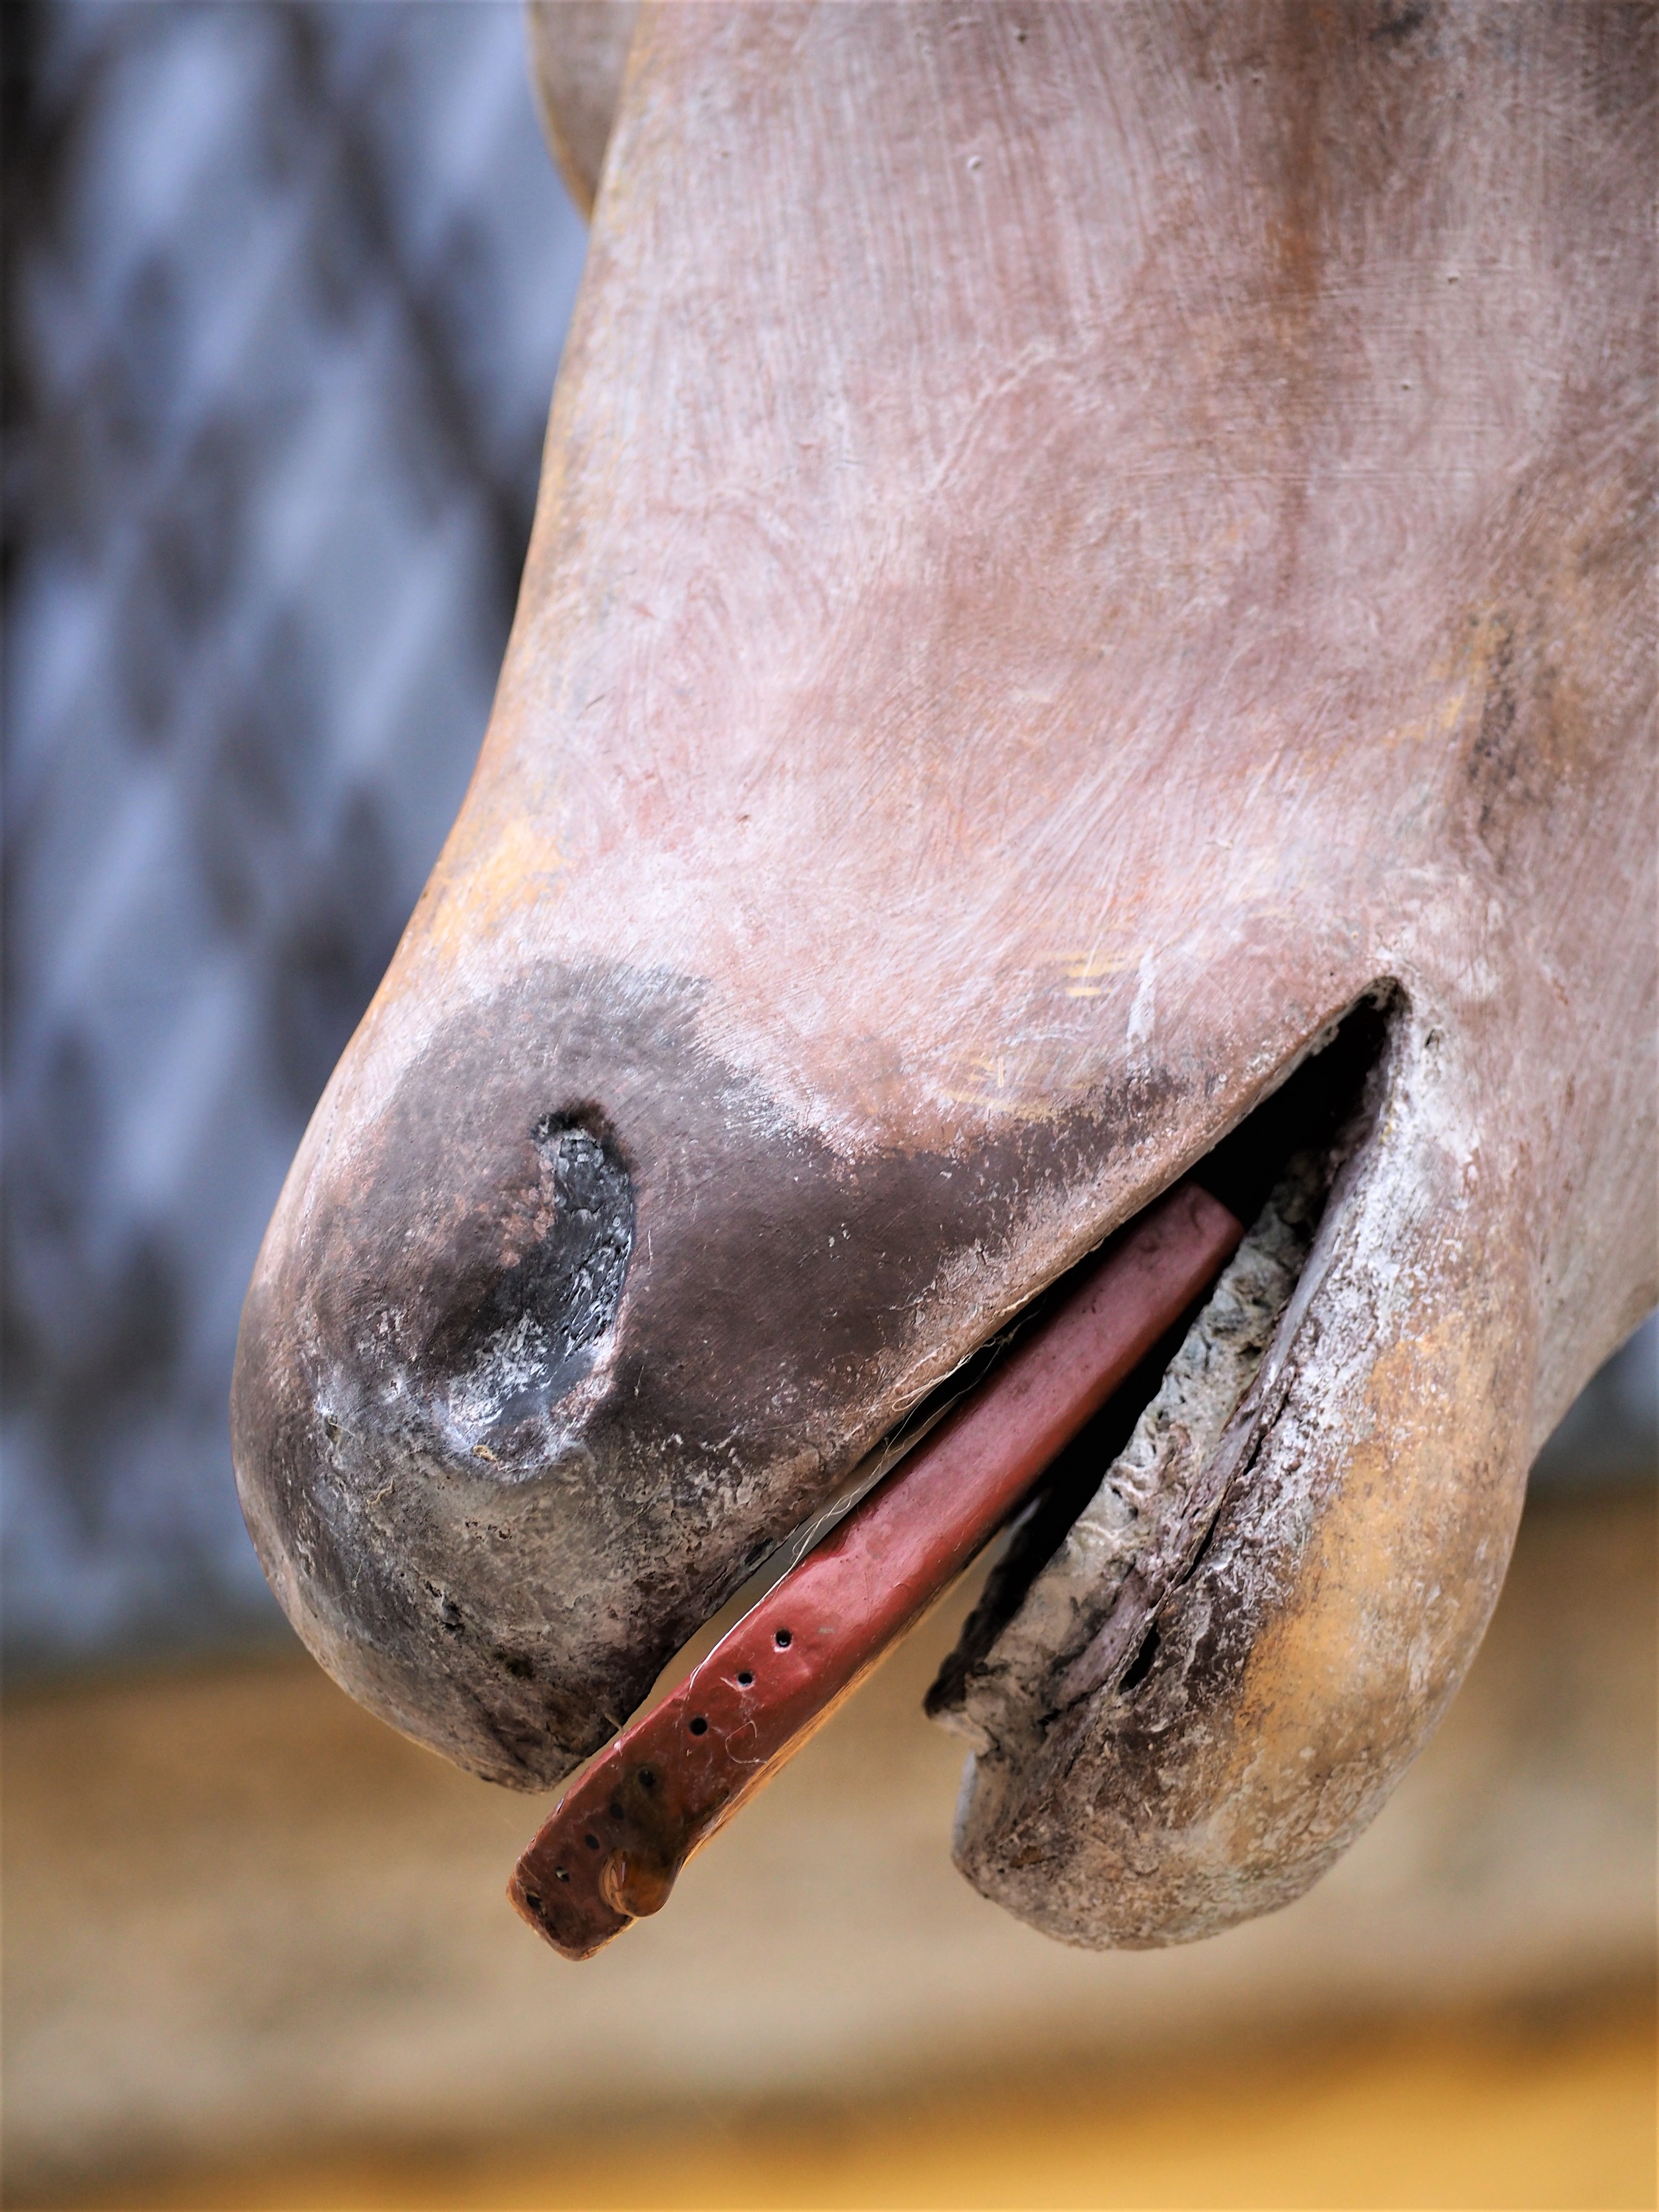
507,1176,1246,1962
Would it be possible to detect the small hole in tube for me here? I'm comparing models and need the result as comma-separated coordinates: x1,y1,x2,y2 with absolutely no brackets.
689,1715,709,1735
736,1670,754,1687
775,1628,792,1648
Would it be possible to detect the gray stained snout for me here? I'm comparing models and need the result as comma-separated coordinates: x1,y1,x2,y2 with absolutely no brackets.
232,964,1137,1790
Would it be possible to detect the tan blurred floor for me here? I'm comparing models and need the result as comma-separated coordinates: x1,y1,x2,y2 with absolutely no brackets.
33,1989,1657,2211
6,1489,1655,2211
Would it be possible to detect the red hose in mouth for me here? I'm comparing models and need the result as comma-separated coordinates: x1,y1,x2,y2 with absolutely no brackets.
509,1177,1244,1960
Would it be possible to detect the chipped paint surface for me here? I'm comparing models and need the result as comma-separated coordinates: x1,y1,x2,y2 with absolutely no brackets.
935,1156,1325,1774
945,1010,1545,1945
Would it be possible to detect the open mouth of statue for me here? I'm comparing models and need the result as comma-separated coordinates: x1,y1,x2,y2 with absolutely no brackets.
510,1000,1390,1961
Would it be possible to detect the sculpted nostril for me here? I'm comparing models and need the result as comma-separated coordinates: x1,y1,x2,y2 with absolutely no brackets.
437,1115,635,1448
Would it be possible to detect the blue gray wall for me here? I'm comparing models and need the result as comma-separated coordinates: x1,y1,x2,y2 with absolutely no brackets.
5,0,586,1663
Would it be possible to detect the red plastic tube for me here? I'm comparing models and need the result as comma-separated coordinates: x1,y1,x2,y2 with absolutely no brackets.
510,1178,1244,1960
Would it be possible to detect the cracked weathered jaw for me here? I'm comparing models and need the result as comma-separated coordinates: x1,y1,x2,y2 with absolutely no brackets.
926,998,1548,1950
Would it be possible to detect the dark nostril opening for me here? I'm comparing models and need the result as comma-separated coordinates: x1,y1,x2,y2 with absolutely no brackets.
523,1890,542,1911
554,1867,569,1881
736,1670,754,1686
689,1715,709,1735
638,1768,656,1789
585,1833,601,1849
609,1799,624,1820
775,1628,792,1648
439,1116,635,1436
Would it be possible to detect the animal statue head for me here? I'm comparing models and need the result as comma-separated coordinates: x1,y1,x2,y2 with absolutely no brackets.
232,1,1655,1947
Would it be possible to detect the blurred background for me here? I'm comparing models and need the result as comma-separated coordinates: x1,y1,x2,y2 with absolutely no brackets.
3,6,1655,2208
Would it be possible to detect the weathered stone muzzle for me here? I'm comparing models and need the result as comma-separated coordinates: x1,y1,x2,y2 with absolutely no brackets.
235,0,1654,1946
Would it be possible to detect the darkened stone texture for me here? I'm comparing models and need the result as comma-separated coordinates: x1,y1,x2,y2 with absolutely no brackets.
233,960,1181,1788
